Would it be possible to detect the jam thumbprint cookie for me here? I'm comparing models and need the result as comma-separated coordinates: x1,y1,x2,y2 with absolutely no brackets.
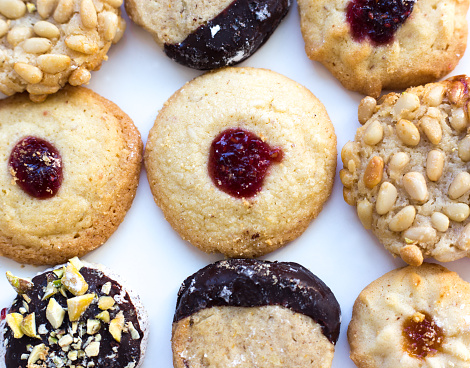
145,67,336,257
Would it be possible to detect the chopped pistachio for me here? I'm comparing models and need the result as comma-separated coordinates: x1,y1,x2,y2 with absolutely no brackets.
94,333,101,342
42,281,58,300
38,324,48,335
101,282,112,295
109,311,124,343
26,2,36,12
87,319,101,335
48,336,58,345
58,334,73,347
6,271,33,294
20,353,29,360
6,313,24,338
53,268,65,278
20,312,40,338
59,286,67,298
71,322,79,334
28,343,47,365
23,294,31,303
67,294,95,322
95,310,110,323
98,296,114,310
46,298,65,329
68,350,78,361
126,322,140,340
69,257,84,271
85,341,100,357
61,264,88,296
19,307,27,314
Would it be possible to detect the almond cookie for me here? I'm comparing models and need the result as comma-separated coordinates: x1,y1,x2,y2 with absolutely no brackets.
0,257,148,368
0,86,143,265
0,0,126,102
172,259,341,368
341,75,470,266
145,67,336,258
125,0,291,70
348,263,470,368
297,0,469,97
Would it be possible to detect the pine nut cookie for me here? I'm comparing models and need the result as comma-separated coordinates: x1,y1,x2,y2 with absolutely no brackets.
0,0,126,102
125,0,291,70
348,263,470,368
0,86,143,265
0,258,149,368
297,0,469,97
340,75,470,266
172,259,341,368
145,67,336,258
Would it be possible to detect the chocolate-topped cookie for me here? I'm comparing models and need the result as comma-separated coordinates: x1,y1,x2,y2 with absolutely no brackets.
0,258,148,368
172,259,341,368
125,0,292,69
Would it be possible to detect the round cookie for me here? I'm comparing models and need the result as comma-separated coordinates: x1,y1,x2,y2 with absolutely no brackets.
0,258,149,368
297,0,469,97
348,263,470,368
145,67,336,258
125,0,292,70
0,0,126,102
340,75,470,266
0,86,143,265
172,259,341,368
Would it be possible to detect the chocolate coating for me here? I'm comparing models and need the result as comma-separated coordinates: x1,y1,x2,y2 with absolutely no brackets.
174,259,341,344
164,0,291,70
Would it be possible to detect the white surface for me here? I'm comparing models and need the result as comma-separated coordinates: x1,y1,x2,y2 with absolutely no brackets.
0,3,469,367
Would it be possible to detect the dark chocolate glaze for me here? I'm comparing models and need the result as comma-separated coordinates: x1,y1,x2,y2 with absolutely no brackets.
164,0,291,70
174,259,341,344
4,267,143,368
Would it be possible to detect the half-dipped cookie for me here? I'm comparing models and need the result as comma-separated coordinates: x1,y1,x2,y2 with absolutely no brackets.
125,0,292,69
172,259,341,368
0,258,148,368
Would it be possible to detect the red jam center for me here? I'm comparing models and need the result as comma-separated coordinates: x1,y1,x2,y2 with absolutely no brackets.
9,136,63,199
1,307,7,320
208,128,283,198
403,312,444,359
346,0,415,45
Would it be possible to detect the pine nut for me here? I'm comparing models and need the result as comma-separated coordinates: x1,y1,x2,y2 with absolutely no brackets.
0,19,8,37
403,226,437,245
341,141,360,168
431,212,449,232
113,17,126,43
444,203,470,222
458,223,470,250
53,0,74,23
448,172,470,200
14,63,43,84
423,84,445,107
364,156,384,189
65,35,99,54
22,37,52,54
68,67,91,86
37,54,71,74
98,11,118,41
29,94,47,103
34,21,60,39
389,206,415,232
357,199,373,229
393,92,420,118
459,136,470,162
0,0,26,19
363,120,383,145
376,182,397,215
388,152,410,180
339,169,354,189
426,150,444,182
343,187,356,206
420,116,442,144
396,119,420,146
37,0,58,18
7,26,33,46
399,244,423,266
80,0,98,29
447,81,466,106
358,96,376,124
403,172,428,202
450,108,468,132
26,83,60,95
104,0,122,7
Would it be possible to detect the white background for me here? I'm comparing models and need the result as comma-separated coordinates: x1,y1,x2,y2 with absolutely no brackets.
1,3,469,367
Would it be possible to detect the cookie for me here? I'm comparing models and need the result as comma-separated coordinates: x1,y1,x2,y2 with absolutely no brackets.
0,257,148,368
0,86,143,265
145,67,336,258
125,0,291,70
348,263,470,368
340,75,470,266
297,0,469,97
172,259,341,368
0,0,126,102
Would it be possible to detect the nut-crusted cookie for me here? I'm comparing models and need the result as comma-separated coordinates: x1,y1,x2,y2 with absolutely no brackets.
125,0,291,70
348,263,470,368
172,259,341,368
0,86,143,265
297,0,469,97
0,0,126,102
145,67,336,258
340,75,470,266
0,258,149,368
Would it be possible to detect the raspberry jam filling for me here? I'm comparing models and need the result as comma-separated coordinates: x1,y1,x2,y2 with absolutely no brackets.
346,0,415,45
403,312,443,359
1,307,7,320
9,136,63,199
208,128,283,198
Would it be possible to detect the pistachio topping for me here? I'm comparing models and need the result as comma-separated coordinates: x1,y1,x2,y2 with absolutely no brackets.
6,271,33,294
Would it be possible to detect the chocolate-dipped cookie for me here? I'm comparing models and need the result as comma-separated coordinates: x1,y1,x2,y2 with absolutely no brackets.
125,0,292,69
172,259,341,368
0,258,148,368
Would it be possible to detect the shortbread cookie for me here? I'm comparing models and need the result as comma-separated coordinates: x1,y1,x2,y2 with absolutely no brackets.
125,0,291,69
172,259,341,368
0,258,148,368
297,0,469,97
0,0,126,102
0,86,143,265
145,67,336,257
348,263,470,368
341,75,470,266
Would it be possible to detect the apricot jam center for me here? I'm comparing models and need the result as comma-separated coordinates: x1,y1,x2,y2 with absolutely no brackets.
9,136,63,199
208,128,283,198
403,312,443,359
